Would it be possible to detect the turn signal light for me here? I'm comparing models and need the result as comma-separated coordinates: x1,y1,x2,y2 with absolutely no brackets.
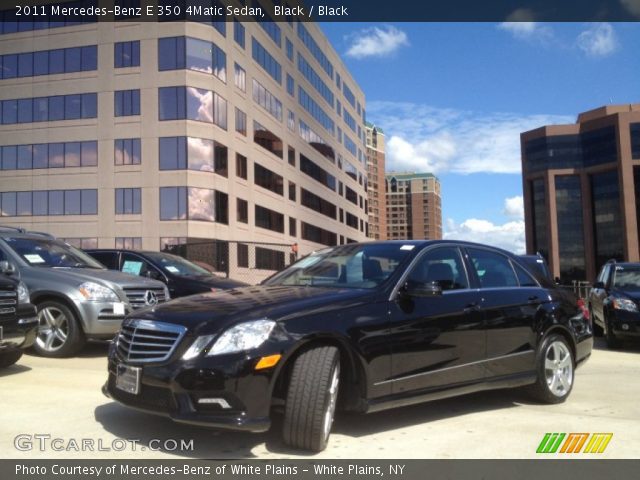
255,354,282,370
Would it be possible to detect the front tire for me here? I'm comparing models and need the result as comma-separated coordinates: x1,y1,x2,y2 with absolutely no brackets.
0,350,23,368
34,301,86,358
283,346,340,452
527,334,574,404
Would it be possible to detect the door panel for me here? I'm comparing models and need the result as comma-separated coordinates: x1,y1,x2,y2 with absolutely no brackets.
388,246,484,394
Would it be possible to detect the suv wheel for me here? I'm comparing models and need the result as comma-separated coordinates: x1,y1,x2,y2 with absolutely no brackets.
0,350,23,368
283,346,340,452
34,301,86,358
527,334,574,404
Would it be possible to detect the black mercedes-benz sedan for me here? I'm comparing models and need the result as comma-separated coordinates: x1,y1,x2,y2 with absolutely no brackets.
103,240,593,452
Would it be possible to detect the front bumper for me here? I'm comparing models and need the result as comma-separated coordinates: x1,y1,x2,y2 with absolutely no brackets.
609,310,640,337
0,304,38,350
102,345,280,432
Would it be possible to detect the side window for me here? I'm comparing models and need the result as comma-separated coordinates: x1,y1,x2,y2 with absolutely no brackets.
121,253,155,278
0,246,7,262
512,261,538,287
89,252,118,270
467,248,518,288
407,247,469,291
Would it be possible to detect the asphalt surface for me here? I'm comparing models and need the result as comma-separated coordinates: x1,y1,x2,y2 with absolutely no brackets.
1,338,639,459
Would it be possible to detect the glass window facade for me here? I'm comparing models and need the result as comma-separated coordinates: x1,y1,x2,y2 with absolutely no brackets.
254,163,284,196
343,83,356,108
159,136,227,176
301,221,337,246
296,23,333,79
0,189,97,216
555,176,586,282
255,205,284,233
237,198,248,223
300,154,336,191
115,41,140,68
158,86,227,130
301,188,337,219
233,20,245,48
252,78,283,121
114,89,140,116
631,123,640,159
298,86,334,134
251,37,281,84
158,36,226,82
299,120,334,162
1,93,96,124
530,179,548,261
160,186,224,223
255,247,285,271
236,153,247,179
116,237,142,249
1,141,97,170
234,63,246,92
115,188,142,214
297,53,334,106
0,45,97,79
114,138,141,165
253,120,283,159
235,107,247,136
591,169,624,271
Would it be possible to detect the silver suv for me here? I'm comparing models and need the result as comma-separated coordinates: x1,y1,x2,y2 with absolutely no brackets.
0,228,170,357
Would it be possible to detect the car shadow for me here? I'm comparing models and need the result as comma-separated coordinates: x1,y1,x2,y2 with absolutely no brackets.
96,386,529,458
592,336,640,353
78,341,112,358
0,363,31,377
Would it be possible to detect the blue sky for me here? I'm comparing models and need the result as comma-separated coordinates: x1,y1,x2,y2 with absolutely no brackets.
320,23,640,252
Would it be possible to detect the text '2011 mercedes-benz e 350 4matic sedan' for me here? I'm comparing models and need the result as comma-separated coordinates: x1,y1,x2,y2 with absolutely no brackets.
103,240,593,452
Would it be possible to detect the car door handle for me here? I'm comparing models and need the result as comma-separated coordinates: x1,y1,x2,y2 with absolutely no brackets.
463,302,481,314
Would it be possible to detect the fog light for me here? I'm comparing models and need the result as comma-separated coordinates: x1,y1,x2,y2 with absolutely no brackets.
197,398,231,409
622,323,630,331
255,354,282,370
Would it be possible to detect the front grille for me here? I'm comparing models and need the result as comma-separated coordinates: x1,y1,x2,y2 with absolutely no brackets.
108,374,175,412
123,287,168,310
116,319,186,363
0,290,17,317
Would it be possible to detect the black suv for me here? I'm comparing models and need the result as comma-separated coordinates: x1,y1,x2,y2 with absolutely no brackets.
85,250,247,298
0,262,38,368
589,260,640,348
103,240,592,452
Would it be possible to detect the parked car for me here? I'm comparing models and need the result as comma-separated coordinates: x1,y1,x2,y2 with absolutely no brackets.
0,228,170,357
84,249,247,298
103,240,592,452
589,260,640,348
0,261,38,368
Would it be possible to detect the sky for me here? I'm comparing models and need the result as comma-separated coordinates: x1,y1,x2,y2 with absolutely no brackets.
320,22,640,253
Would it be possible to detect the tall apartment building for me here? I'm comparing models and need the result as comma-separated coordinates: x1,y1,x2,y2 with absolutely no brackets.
365,122,386,240
521,104,640,283
385,172,442,241
0,5,370,280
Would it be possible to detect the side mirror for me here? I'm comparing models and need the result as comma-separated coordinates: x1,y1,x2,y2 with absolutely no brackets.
403,281,443,298
0,261,16,275
593,281,605,289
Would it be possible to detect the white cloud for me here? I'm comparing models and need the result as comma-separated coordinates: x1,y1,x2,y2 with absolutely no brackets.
497,21,554,43
576,23,618,57
444,218,526,254
368,101,573,175
345,26,409,59
503,195,524,219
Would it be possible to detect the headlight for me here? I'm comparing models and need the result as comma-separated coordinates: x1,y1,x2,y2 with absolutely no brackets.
612,297,638,312
78,282,119,302
17,281,30,304
182,334,216,360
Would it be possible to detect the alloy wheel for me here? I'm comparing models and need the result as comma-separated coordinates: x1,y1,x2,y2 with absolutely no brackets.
36,306,69,353
322,363,340,441
544,340,573,397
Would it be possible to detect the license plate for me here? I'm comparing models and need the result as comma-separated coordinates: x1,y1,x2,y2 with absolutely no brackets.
115,364,141,395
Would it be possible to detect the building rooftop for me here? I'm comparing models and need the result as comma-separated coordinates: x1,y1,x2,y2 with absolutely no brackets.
385,172,437,180
365,122,384,134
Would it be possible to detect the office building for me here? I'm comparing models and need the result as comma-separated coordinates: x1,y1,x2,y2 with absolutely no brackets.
365,122,386,240
0,6,370,280
385,172,442,241
521,104,640,282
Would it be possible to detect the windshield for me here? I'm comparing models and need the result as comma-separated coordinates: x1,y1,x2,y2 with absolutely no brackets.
4,237,104,269
145,252,211,276
613,267,640,291
264,243,416,289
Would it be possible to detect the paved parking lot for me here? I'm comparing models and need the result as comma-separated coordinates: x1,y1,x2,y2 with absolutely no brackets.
1,338,639,459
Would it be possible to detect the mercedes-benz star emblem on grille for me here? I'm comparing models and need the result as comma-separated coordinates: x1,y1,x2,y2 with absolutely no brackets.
144,290,158,306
